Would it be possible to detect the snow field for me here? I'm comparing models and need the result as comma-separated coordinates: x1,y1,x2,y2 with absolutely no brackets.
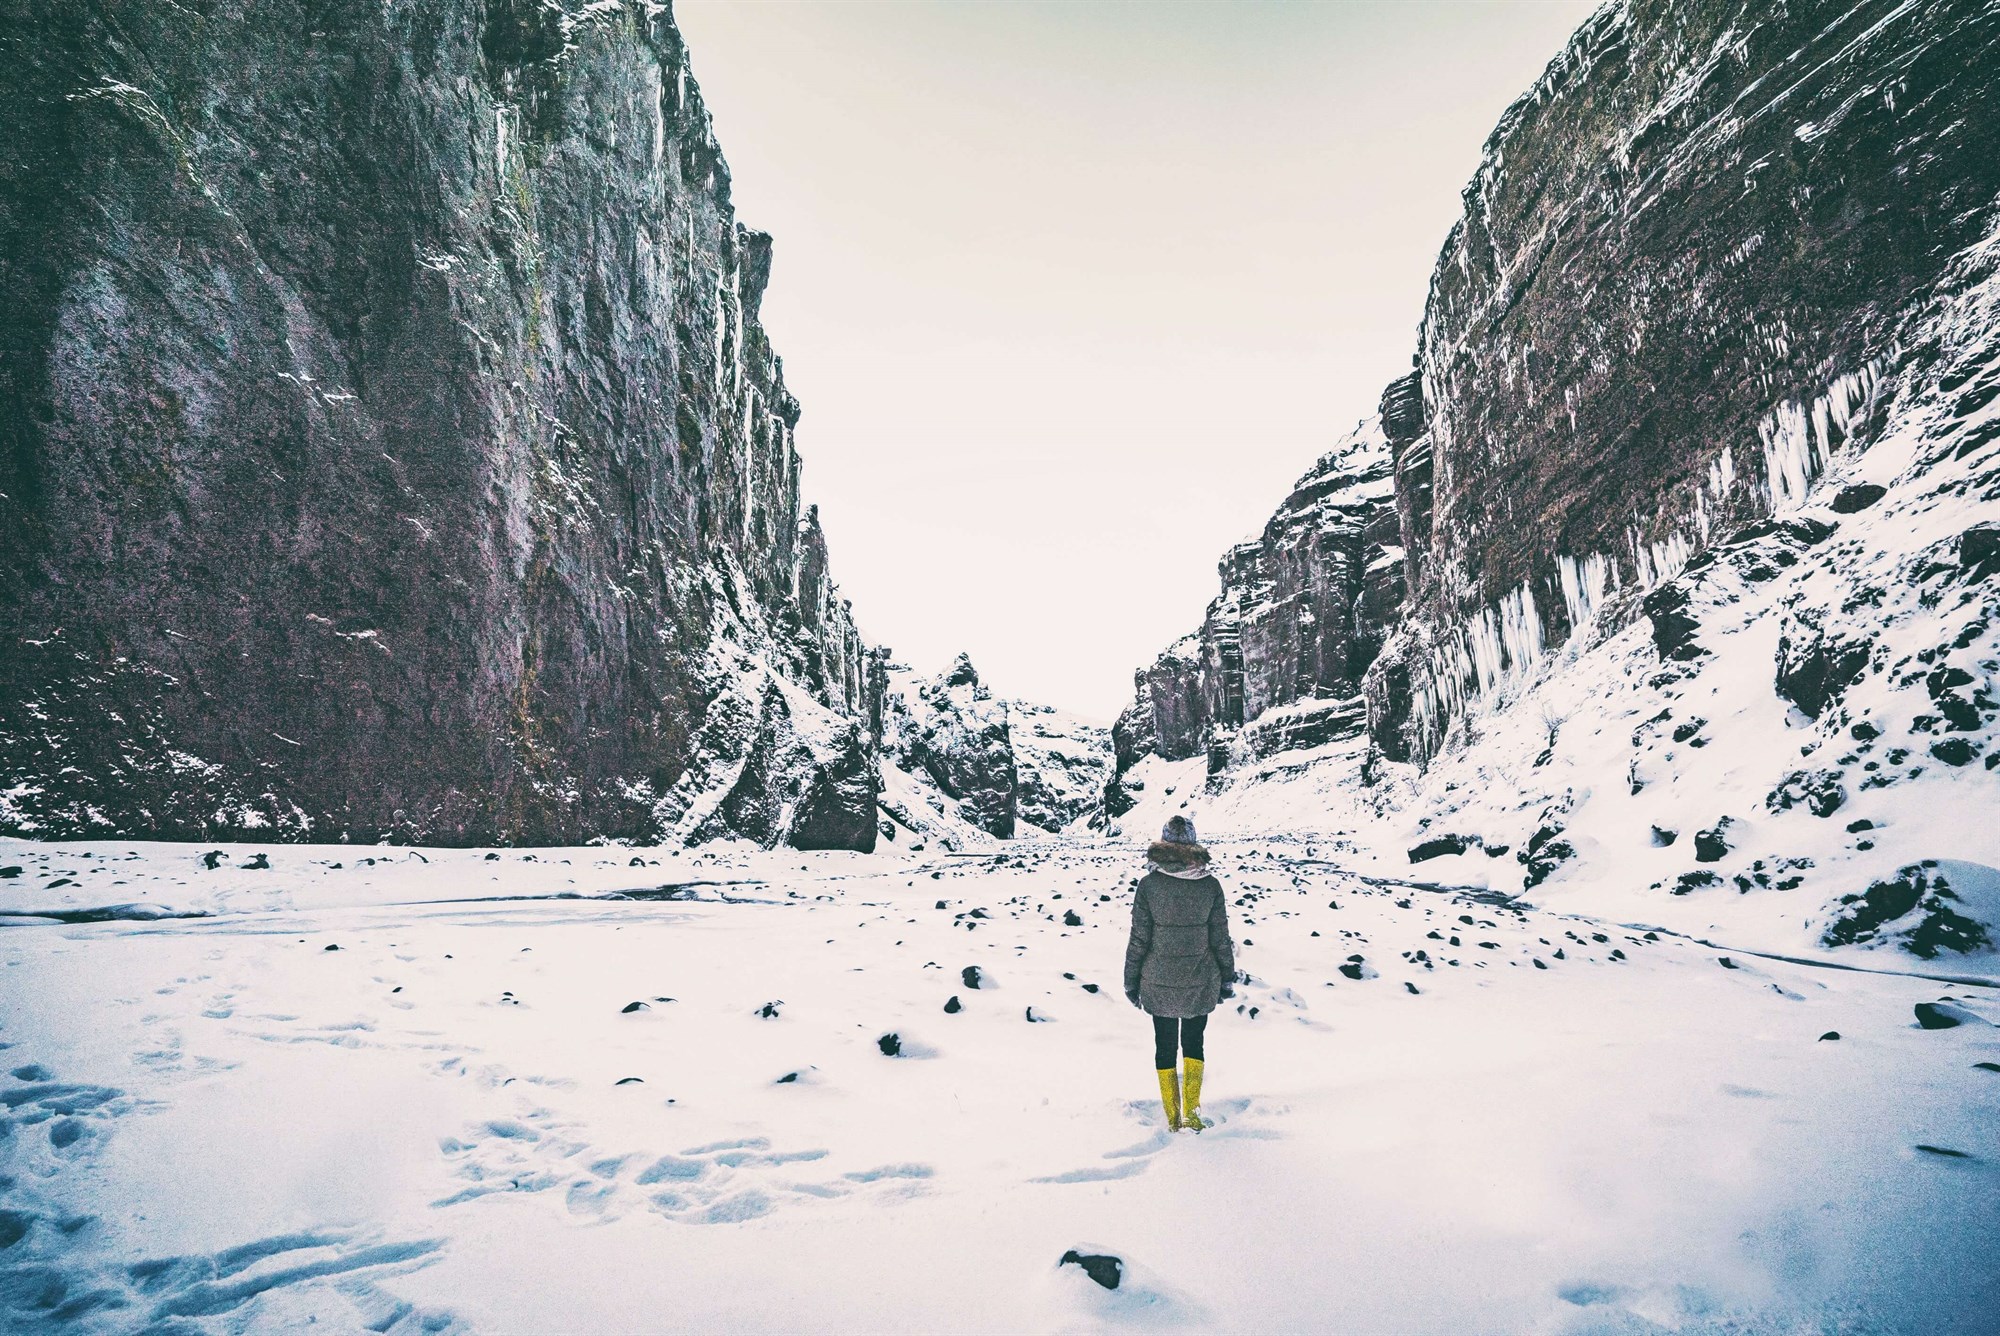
1,837,1996,1333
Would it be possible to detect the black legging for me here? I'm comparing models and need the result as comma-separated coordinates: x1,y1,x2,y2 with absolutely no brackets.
1152,1014,1206,1069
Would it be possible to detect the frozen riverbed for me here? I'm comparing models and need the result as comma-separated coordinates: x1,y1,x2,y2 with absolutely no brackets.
2,837,1996,1333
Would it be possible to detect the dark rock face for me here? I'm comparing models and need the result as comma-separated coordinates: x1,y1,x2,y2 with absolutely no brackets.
878,655,1111,841
880,655,1017,838
1110,0,2000,786
1385,0,1999,752
0,2,878,847
1117,418,1403,772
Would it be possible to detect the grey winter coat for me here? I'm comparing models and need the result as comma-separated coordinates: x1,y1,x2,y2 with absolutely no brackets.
1123,865,1235,1019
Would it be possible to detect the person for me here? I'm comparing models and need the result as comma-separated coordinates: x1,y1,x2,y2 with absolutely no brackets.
1123,814,1234,1132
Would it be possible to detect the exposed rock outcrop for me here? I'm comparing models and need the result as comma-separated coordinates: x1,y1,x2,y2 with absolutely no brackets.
1109,0,2000,956
1115,416,1403,776
0,0,878,848
879,654,1111,843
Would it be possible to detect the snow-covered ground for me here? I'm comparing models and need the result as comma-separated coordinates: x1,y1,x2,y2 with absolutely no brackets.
3,835,1996,1333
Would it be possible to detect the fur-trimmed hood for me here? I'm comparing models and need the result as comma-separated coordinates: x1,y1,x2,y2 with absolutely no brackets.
1146,840,1213,879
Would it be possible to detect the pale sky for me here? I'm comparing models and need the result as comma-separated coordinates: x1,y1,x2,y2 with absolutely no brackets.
676,0,1603,721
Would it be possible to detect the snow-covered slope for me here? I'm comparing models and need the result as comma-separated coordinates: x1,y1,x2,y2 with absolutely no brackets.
2,835,1994,1333
1110,0,2000,966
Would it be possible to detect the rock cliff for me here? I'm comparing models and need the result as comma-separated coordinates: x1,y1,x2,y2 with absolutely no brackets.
879,654,1111,847
0,0,878,848
1112,0,2000,955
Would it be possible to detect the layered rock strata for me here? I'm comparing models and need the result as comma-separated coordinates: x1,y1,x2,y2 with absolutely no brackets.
0,0,878,847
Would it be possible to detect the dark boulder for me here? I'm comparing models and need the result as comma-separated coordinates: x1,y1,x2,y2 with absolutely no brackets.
1642,585,1704,662
1829,484,1887,513
1775,622,1872,719
1961,524,2000,581
1408,834,1478,864
1914,1001,1979,1030
1693,820,1734,863
1766,770,1847,818
1059,1250,1123,1290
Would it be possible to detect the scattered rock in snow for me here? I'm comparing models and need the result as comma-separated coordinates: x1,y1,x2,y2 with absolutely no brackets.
1059,1250,1123,1290
202,851,224,870
877,1033,903,1056
0,866,20,879
961,965,984,989
1960,523,2000,581
1650,827,1678,847
1829,483,1886,513
1929,738,1977,767
943,996,961,1014
240,853,269,870
1642,584,1704,661
1408,834,1478,864
1823,863,1993,958
621,1001,650,1014
1519,823,1575,889
1767,769,1847,818
1063,909,1082,926
1818,1031,1840,1041
1914,1002,1979,1030
616,1077,644,1085
1694,819,1735,863
1775,618,1872,720
756,1001,781,1019
1914,1144,1974,1159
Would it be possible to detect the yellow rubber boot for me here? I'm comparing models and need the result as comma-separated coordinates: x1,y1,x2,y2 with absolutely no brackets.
1181,1058,1208,1131
1156,1068,1181,1131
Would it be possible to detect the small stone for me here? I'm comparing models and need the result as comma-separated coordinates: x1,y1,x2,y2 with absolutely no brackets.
1915,1001,1976,1030
1913,1144,1972,1159
621,1001,650,1014
1059,1250,1122,1290
1818,1031,1840,1041
943,996,961,1014
1718,957,1738,969
1063,910,1082,927
202,851,224,870
241,853,270,870
0,867,21,879
878,1033,902,1056
616,1077,644,1085
757,1001,781,1019
961,966,983,989
775,1072,799,1084
323,944,339,952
